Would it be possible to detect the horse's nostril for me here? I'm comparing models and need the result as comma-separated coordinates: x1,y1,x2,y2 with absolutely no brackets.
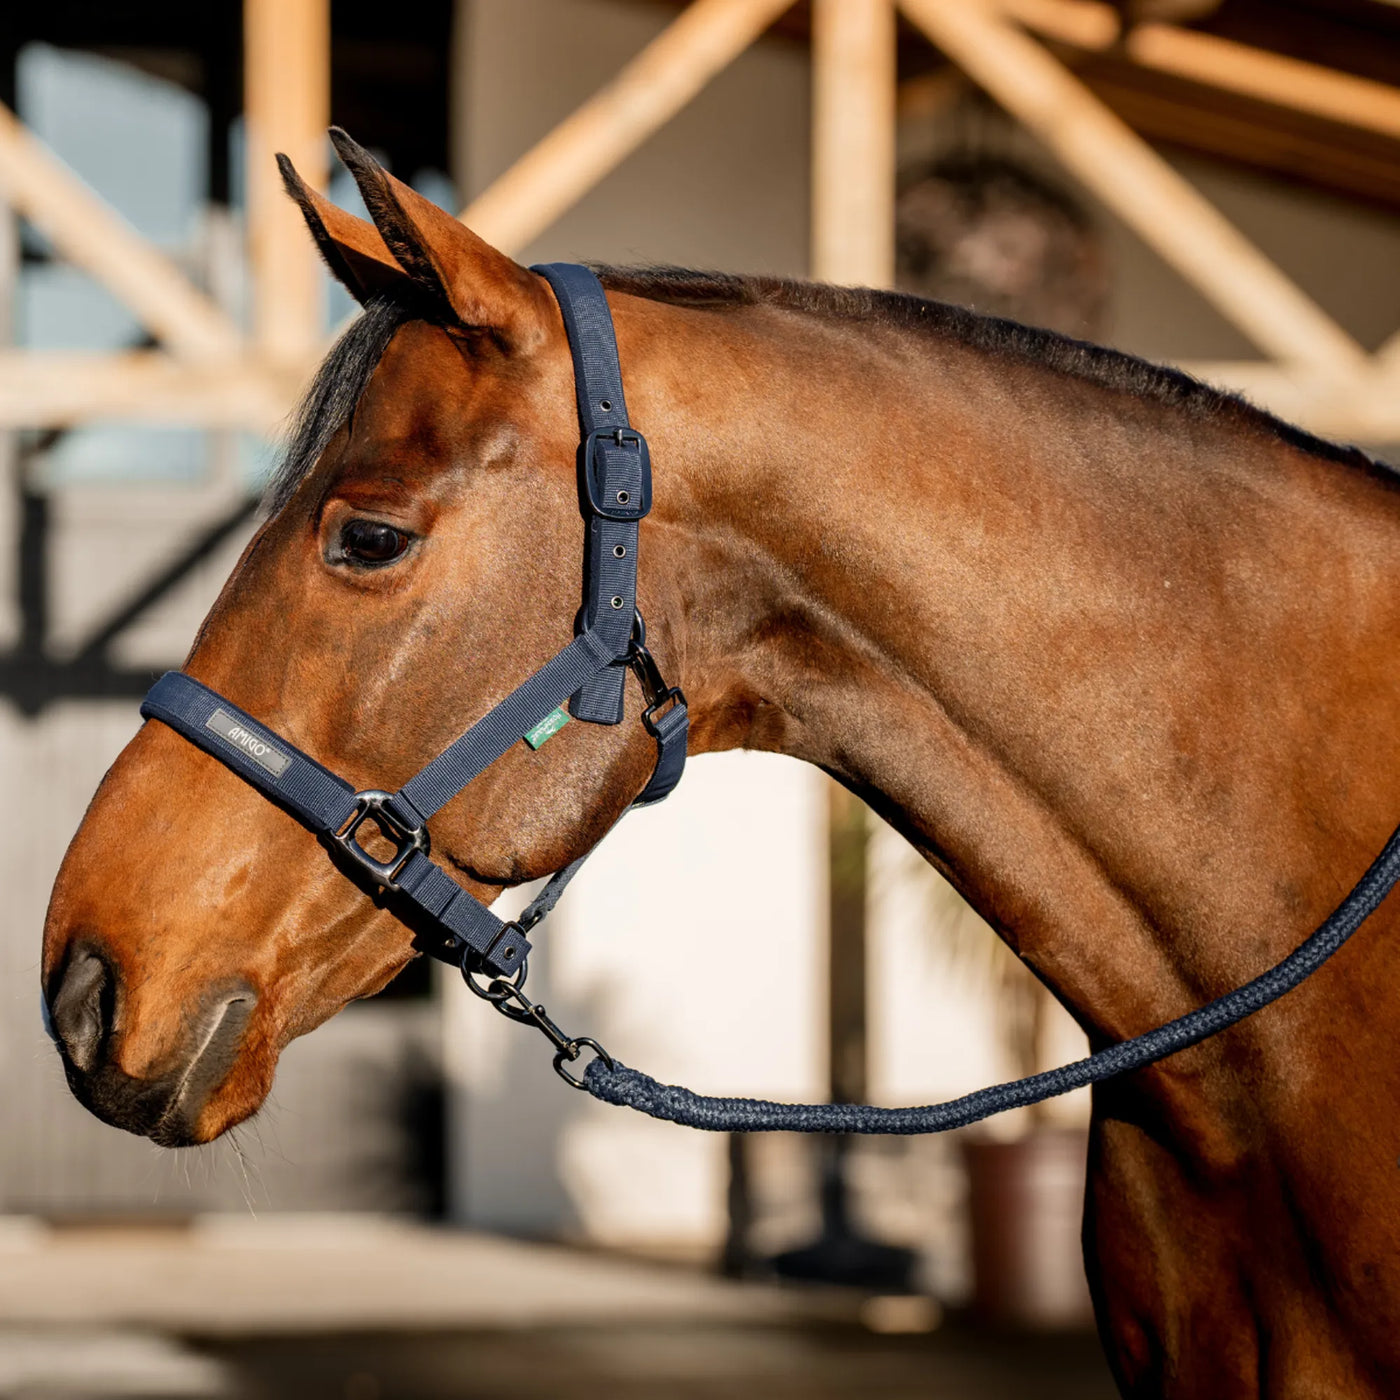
49,948,115,1073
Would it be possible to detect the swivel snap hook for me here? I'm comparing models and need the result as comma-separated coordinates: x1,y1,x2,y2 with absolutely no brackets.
459,948,612,1091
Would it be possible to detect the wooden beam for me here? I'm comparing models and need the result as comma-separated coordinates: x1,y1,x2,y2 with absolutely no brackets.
812,0,897,286
1371,330,1400,383
1000,0,1119,49
1067,57,1400,213
460,0,794,254
244,0,330,366
0,103,241,363
0,353,296,431
1001,0,1400,146
1126,26,1400,143
899,0,1366,375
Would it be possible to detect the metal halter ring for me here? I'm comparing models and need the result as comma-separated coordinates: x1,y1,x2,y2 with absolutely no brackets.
332,789,429,891
460,938,529,1001
554,1037,615,1091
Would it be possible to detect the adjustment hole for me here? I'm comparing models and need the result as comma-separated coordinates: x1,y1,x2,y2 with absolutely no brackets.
599,400,612,412
502,946,516,959
616,490,630,504
610,596,625,610
613,544,626,558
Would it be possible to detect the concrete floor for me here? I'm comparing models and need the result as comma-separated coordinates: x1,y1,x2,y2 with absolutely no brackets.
0,1322,1121,1399
0,1216,1121,1398
0,1216,819,1334
211,1323,1120,1400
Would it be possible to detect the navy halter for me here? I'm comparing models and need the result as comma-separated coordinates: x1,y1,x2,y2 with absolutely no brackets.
140,263,1400,1134
141,265,687,1073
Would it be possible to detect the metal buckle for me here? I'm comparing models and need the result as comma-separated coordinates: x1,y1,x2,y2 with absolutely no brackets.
582,427,651,521
332,789,430,891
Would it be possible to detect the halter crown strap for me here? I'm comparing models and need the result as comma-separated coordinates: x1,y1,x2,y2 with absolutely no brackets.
387,264,656,829
536,261,648,725
140,263,688,983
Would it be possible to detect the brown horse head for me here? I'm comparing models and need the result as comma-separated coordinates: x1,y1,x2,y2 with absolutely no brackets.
42,123,1400,1390
41,132,689,1146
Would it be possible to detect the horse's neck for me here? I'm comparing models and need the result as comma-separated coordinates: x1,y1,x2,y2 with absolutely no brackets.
646,309,1400,1062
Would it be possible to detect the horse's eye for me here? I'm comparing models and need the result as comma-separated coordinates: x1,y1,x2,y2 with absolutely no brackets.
338,518,411,566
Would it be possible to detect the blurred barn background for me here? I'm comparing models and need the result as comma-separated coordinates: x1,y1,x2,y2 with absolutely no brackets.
2,0,1399,1394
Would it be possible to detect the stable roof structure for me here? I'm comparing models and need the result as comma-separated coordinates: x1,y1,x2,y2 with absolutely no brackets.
1,0,1399,439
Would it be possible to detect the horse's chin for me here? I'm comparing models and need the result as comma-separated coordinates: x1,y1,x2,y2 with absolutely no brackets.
175,1082,271,1147
47,956,272,1147
62,1044,268,1150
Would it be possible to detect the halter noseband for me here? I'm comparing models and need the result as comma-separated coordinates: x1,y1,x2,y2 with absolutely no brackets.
140,265,688,1013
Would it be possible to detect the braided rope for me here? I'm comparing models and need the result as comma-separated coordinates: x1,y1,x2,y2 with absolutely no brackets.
583,822,1400,1133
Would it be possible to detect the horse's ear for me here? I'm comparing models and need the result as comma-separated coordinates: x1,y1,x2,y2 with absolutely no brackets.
328,127,549,347
277,154,417,308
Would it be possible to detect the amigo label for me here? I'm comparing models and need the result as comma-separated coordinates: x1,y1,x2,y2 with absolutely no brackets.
523,707,570,751
205,708,292,778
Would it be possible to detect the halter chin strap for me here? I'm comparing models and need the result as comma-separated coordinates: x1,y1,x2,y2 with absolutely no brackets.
141,264,688,982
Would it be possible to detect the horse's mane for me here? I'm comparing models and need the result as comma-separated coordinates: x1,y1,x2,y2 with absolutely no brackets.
265,269,1384,510
597,265,1384,477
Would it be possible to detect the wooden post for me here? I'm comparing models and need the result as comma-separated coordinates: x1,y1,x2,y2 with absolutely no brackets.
900,0,1365,376
811,0,896,1111
755,1,908,1289
244,0,330,368
461,0,793,254
811,0,897,289
827,783,871,1105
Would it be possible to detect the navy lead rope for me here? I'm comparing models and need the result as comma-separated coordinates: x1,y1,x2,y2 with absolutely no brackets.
586,821,1400,1132
139,262,1400,1135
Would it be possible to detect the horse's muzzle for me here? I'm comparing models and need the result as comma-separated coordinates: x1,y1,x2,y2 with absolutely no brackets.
45,944,255,1147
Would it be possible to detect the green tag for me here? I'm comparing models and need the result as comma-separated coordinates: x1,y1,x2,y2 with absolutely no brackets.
523,707,570,750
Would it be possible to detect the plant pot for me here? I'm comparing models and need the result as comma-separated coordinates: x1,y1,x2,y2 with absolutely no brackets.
963,1127,1094,1329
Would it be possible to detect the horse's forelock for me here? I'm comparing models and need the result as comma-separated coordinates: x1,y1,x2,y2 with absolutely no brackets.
263,297,416,515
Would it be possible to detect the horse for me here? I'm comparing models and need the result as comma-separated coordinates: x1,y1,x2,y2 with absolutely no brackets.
40,129,1400,1397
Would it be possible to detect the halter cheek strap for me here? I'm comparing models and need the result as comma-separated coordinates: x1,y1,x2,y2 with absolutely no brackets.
141,265,688,987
